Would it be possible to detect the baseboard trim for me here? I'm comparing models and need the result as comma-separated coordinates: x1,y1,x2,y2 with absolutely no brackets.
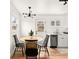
50,46,57,48
57,46,68,48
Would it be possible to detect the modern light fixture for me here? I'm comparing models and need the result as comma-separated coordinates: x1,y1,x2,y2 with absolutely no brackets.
22,6,36,18
59,0,68,5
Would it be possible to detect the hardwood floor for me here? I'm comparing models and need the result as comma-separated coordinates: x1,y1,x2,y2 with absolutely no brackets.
11,48,68,59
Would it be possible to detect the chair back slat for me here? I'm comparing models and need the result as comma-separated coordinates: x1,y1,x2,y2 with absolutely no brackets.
13,35,19,46
43,35,49,46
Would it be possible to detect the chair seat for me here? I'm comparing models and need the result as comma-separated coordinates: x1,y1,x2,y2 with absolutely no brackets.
16,43,24,47
37,40,45,46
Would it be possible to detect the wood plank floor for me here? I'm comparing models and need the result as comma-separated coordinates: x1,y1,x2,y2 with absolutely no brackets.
11,48,68,59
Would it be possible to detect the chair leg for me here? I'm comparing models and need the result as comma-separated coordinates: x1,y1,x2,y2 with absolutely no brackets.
38,46,41,59
46,47,49,56
22,47,24,56
45,47,47,53
13,48,16,56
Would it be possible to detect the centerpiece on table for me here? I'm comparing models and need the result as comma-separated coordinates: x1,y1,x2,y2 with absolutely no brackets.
29,30,34,39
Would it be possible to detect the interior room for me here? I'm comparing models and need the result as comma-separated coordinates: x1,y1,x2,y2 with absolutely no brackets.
10,0,68,59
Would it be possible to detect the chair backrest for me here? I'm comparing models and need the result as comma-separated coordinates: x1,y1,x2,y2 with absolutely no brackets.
13,35,19,46
43,35,49,47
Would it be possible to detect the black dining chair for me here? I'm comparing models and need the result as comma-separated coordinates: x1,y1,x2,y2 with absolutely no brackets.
37,35,49,57
13,35,25,56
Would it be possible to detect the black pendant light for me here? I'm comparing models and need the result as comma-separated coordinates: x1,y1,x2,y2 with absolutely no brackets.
22,6,36,18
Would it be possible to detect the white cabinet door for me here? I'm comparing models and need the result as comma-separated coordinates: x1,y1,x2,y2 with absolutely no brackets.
58,34,68,48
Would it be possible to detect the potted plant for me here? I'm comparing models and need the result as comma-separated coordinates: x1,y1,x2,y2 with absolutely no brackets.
29,30,34,39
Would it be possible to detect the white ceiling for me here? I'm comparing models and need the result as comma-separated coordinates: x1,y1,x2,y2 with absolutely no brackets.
11,0,68,14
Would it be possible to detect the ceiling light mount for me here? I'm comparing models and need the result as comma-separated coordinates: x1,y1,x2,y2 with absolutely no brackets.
59,0,68,5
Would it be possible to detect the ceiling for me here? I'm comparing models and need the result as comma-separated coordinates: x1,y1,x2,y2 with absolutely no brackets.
11,0,68,14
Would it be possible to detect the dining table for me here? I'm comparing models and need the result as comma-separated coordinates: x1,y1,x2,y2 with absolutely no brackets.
20,35,44,42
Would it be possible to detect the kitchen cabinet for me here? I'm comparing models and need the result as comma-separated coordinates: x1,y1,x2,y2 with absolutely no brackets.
58,33,68,48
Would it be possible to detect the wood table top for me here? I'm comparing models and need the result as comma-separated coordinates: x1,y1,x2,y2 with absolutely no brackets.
20,35,43,41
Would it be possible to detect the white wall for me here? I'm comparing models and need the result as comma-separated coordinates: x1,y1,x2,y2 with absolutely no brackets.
20,18,35,36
